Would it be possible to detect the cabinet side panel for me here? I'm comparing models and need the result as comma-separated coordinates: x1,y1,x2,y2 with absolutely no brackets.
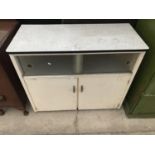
10,55,37,111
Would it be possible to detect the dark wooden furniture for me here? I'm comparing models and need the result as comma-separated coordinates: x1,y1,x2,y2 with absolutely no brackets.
0,20,28,116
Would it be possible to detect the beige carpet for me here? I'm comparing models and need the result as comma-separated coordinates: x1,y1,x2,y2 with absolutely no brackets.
0,104,155,134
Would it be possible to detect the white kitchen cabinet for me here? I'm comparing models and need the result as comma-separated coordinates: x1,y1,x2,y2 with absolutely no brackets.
6,24,148,112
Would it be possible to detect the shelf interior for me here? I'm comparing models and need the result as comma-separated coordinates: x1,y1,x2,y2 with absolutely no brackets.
17,53,140,76
18,55,74,76
83,53,139,74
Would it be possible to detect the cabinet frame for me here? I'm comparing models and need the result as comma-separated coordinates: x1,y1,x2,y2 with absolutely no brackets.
10,52,145,112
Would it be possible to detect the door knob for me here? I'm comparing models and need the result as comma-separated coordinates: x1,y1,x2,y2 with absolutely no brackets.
80,85,84,92
73,86,76,93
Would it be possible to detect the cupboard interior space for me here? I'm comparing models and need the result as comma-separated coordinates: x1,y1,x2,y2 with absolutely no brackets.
16,52,140,77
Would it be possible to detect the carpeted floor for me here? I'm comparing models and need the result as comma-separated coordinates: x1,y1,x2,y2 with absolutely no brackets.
0,104,155,134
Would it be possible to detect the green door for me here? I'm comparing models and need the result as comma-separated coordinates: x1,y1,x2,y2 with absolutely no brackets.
133,96,155,115
133,74,155,115
144,74,155,95
124,20,155,117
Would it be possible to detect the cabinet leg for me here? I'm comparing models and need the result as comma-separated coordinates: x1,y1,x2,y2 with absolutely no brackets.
23,110,29,116
0,109,5,116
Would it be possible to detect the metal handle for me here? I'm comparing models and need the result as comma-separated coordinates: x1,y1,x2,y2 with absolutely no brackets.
73,86,76,93
80,85,84,92
0,96,5,102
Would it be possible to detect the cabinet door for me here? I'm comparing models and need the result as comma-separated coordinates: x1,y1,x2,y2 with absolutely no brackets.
78,74,131,109
24,76,77,111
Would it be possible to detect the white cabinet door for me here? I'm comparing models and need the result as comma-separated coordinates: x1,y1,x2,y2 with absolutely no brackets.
24,76,77,111
78,74,131,109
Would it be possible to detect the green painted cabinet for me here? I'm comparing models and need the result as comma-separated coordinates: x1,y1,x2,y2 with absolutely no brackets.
124,20,155,117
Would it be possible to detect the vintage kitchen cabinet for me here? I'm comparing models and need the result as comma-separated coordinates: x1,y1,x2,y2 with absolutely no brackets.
124,20,155,117
7,24,148,112
0,20,28,115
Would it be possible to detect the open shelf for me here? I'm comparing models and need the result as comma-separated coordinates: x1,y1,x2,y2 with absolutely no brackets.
18,55,74,76
17,53,140,76
82,53,139,74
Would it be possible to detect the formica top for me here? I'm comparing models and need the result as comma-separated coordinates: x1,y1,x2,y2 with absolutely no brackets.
7,23,149,53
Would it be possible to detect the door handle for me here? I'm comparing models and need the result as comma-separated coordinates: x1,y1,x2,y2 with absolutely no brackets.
80,85,84,92
73,85,76,93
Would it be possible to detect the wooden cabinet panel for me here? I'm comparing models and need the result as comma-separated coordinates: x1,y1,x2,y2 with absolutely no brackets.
0,63,23,107
0,20,27,115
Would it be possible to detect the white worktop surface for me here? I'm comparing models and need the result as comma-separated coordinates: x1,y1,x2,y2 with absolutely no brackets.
7,23,149,53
